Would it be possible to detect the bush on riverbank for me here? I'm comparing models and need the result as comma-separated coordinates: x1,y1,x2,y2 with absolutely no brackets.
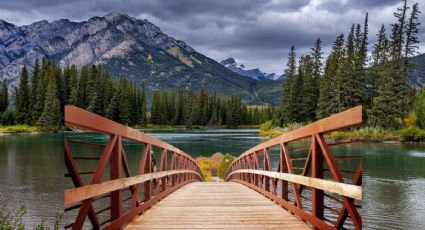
195,153,235,181
327,127,400,142
396,127,425,142
259,120,425,142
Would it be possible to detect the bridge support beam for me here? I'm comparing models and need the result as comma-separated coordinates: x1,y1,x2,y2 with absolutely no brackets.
110,135,122,221
312,134,324,222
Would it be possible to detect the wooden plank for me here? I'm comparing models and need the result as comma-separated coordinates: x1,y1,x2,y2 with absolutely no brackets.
227,169,362,200
64,170,202,207
125,182,310,230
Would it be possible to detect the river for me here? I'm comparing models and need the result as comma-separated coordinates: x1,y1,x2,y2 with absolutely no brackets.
0,129,424,229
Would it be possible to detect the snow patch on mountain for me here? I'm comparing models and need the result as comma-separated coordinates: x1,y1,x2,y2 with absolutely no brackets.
220,58,285,81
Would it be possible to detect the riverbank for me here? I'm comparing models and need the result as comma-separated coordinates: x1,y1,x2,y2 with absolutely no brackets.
0,125,61,134
0,124,260,134
260,126,425,143
139,124,259,131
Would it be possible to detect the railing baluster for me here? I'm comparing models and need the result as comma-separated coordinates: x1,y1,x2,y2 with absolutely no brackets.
110,136,122,221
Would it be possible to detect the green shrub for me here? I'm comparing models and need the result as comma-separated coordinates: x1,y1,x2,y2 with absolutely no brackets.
397,127,425,142
259,120,273,132
0,204,62,230
0,204,26,230
404,112,417,128
327,127,399,141
1,110,15,126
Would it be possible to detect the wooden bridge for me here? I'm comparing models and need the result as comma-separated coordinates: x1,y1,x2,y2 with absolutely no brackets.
64,105,363,230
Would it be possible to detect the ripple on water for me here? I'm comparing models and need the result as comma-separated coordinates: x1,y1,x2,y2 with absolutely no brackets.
407,150,425,158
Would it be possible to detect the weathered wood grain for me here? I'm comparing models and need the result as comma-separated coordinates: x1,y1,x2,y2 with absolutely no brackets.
227,169,362,200
124,182,310,229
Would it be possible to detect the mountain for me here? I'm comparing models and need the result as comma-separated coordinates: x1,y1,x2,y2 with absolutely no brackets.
0,12,282,105
220,58,285,81
409,53,425,87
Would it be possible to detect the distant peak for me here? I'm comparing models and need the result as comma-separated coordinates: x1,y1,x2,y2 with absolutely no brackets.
30,20,49,27
103,12,132,22
0,19,16,27
104,12,129,18
220,57,236,65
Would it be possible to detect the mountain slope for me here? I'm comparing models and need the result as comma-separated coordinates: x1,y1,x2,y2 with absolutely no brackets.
409,53,425,87
220,57,285,81
0,12,281,104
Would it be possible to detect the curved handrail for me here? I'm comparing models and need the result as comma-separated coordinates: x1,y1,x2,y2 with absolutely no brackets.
63,106,204,230
65,169,203,206
225,106,363,230
227,169,362,200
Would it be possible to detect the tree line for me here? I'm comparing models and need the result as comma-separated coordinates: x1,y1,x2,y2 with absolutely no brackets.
281,0,421,129
150,89,275,127
0,59,274,128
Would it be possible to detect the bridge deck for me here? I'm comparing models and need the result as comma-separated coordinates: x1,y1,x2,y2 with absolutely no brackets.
125,182,310,229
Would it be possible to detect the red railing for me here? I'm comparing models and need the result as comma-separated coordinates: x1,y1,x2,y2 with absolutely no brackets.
63,106,204,229
225,106,363,230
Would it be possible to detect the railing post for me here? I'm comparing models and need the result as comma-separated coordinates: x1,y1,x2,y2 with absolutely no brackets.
158,149,167,193
110,135,122,222
170,153,176,186
264,148,271,192
144,147,152,202
312,134,324,221
280,143,288,200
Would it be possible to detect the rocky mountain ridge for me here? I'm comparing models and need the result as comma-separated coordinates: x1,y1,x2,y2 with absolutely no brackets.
0,12,282,105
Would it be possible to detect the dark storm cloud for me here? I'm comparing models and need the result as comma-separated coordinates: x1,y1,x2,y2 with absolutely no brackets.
317,0,401,12
0,0,423,73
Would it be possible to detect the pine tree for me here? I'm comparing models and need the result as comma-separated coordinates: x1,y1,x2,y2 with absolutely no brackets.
281,46,296,123
317,34,345,118
198,89,209,125
167,90,176,124
404,3,421,61
68,65,79,106
311,38,323,80
289,56,304,122
38,69,61,127
32,59,49,123
76,66,89,108
16,66,30,124
174,90,185,125
300,55,317,121
339,24,357,110
140,85,148,127
0,80,8,113
150,91,161,125
86,65,100,113
29,60,40,123
367,25,388,117
159,92,169,125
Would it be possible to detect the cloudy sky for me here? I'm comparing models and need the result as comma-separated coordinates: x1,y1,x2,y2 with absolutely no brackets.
0,0,424,74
